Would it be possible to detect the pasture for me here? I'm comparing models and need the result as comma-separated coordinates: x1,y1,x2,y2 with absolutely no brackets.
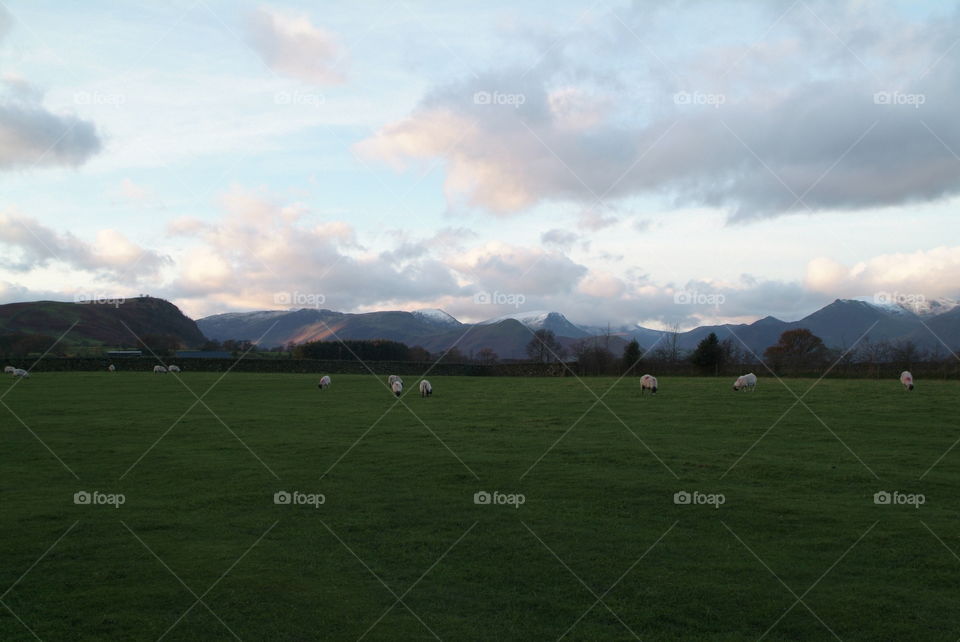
1,372,958,640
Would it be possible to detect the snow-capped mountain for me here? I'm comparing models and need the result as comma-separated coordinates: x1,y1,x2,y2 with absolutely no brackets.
412,308,462,326
191,296,960,358
854,296,959,318
478,310,589,338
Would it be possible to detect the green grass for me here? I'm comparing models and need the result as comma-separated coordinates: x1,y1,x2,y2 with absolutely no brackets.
1,372,958,640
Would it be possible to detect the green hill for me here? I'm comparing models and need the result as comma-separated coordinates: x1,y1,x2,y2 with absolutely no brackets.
0,297,205,350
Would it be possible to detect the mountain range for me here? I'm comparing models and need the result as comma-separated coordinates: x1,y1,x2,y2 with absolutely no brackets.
0,296,955,359
197,299,960,359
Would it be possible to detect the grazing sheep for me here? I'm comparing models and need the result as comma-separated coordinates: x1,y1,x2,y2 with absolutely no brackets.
318,375,331,390
3,366,14,374
391,380,403,397
900,371,914,391
419,380,432,397
388,375,403,386
108,364,115,372
733,373,757,391
640,374,658,395
168,365,181,373
12,368,29,378
153,365,168,374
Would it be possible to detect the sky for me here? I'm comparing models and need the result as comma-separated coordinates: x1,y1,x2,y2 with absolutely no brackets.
0,0,958,330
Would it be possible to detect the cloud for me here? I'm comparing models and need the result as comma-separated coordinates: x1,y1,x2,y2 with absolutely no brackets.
804,246,960,300
116,178,151,203
165,188,463,314
246,6,344,85
358,2,960,220
0,70,101,172
0,6,11,43
0,209,168,277
540,228,579,249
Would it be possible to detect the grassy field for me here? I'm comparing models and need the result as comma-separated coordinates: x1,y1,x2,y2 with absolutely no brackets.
1,371,958,640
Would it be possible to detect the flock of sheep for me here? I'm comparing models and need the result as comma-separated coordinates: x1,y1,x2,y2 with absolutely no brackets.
2,365,919,394
317,374,433,397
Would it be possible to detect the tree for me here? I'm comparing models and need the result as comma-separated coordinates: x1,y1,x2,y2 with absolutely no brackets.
650,322,683,364
525,329,564,363
572,338,616,375
436,347,466,363
476,347,499,364
763,328,828,373
138,333,180,357
690,332,724,374
720,337,747,369
621,339,642,375
409,346,432,362
890,339,924,372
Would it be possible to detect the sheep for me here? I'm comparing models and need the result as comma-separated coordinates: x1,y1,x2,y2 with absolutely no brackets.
419,380,432,397
388,375,403,387
318,375,331,390
391,380,403,397
168,365,181,373
733,373,757,391
640,374,658,395
3,366,14,374
900,370,914,391
153,365,168,374
108,364,115,372
11,368,29,378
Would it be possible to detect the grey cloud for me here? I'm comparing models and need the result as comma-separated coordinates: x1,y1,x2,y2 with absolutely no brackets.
364,2,960,221
0,69,101,171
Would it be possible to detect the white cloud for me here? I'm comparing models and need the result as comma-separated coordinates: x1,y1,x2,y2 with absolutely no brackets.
805,246,960,300
246,6,344,85
0,209,167,277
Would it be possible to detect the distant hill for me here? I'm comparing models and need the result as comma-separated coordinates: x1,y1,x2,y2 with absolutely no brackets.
198,308,598,359
197,298,960,360
0,297,206,348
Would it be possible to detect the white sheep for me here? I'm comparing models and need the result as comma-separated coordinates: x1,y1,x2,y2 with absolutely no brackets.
108,364,115,372
3,366,14,374
900,370,914,391
640,374,658,395
419,380,432,397
391,380,403,397
168,364,181,373
12,368,29,378
388,375,403,386
318,375,331,390
733,373,757,391
153,365,168,374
